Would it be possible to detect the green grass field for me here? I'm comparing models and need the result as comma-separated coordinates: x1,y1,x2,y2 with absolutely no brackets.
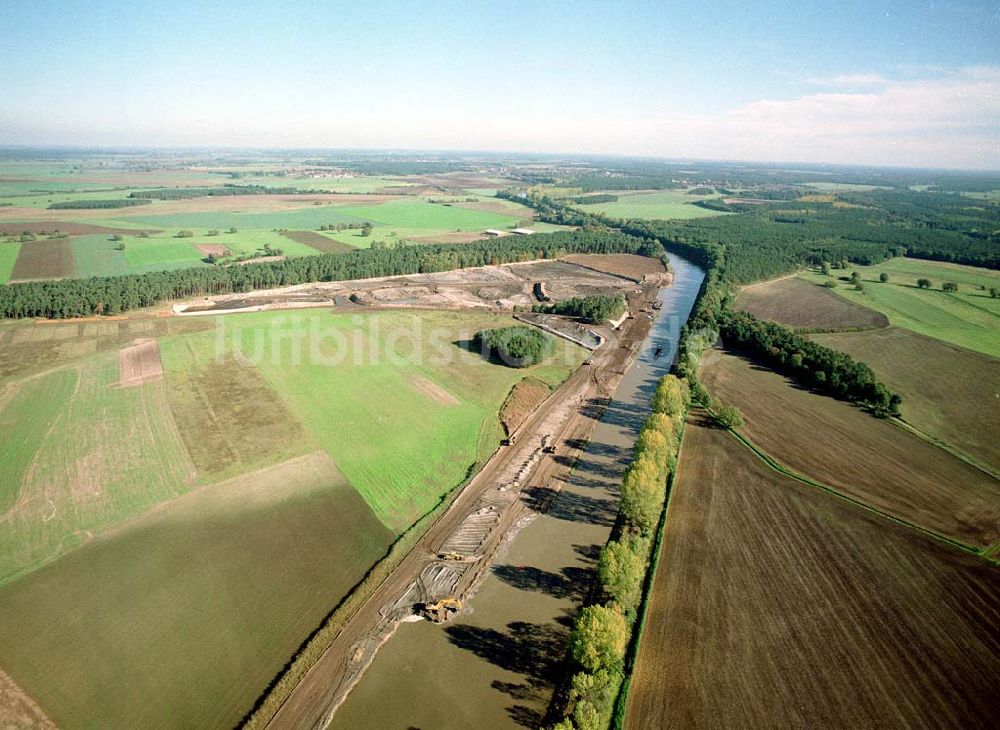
0,451,392,729
117,197,522,235
580,189,729,220
0,355,194,586
69,230,323,278
0,370,77,515
0,307,585,727
800,258,1000,357
329,198,521,230
0,242,20,283
205,309,585,530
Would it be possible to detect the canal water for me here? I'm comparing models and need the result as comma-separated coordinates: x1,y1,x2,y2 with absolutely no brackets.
329,253,705,730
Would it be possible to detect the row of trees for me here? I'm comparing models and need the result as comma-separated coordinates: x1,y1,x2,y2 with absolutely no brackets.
129,184,299,199
472,326,552,367
556,375,690,730
0,230,659,319
48,198,151,209
718,310,902,416
533,294,626,325
570,194,619,205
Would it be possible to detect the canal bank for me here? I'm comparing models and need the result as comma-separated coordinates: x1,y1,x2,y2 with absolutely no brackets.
329,253,706,729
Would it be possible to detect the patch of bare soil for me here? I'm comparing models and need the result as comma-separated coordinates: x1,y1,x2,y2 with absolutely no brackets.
283,230,354,253
562,254,669,283
409,375,460,406
410,231,489,245
499,377,551,435
0,668,56,729
453,200,533,217
9,239,75,281
117,338,163,387
195,244,228,256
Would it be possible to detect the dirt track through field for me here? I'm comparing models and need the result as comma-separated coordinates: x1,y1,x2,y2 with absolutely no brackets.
0,667,55,729
626,417,1000,729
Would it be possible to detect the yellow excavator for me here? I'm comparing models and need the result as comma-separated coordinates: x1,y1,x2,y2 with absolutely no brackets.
417,598,462,623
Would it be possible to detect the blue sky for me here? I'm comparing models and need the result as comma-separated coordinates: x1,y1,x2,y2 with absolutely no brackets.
1,0,998,168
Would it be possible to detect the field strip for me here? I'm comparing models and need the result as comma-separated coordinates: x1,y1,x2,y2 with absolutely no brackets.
889,417,1000,481
718,418,991,561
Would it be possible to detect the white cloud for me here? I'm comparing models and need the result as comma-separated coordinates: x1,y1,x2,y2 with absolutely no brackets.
2,66,997,171
619,66,1000,169
805,73,889,87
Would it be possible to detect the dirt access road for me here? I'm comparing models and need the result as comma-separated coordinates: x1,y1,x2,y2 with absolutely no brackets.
265,281,665,729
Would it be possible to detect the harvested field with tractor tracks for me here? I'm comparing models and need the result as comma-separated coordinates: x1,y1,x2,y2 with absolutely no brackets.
700,350,1000,549
735,275,889,330
626,418,1000,730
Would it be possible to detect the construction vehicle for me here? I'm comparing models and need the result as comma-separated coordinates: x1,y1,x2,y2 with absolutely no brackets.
417,598,462,623
437,551,466,562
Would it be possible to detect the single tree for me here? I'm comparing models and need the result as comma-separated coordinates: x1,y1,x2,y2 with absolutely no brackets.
598,539,646,615
714,404,744,430
570,604,629,673
879,272,889,283
917,278,932,289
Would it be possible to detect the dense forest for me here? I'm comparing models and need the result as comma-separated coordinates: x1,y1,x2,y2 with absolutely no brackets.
0,230,659,319
48,198,152,209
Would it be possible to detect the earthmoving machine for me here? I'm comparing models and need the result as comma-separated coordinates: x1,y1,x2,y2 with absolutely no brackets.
417,598,462,623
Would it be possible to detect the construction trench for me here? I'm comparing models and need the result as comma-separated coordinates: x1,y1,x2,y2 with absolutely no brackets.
240,255,688,730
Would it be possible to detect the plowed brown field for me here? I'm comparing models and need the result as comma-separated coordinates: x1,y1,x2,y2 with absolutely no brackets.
700,351,1000,548
735,276,888,330
812,327,1000,471
9,239,74,281
626,418,1000,729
